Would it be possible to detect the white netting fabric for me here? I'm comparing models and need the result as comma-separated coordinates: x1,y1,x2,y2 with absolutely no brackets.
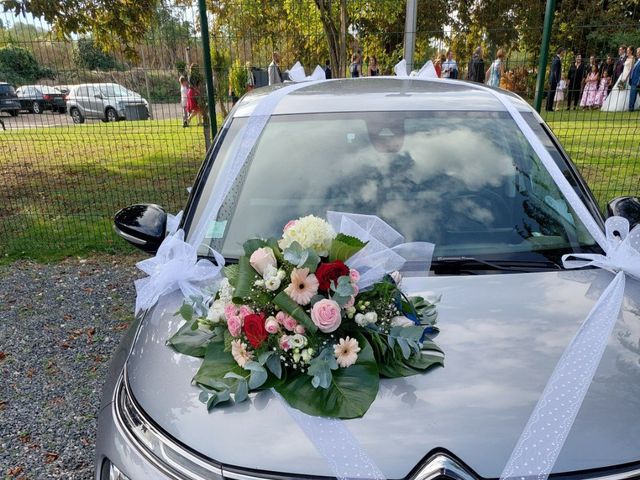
326,211,434,289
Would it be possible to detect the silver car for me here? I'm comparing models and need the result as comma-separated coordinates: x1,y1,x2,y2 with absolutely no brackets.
100,78,640,480
67,82,149,123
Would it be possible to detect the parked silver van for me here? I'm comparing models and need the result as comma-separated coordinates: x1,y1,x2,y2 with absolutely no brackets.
66,83,149,123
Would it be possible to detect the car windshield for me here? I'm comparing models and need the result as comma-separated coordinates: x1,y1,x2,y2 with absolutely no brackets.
190,110,599,269
100,85,132,97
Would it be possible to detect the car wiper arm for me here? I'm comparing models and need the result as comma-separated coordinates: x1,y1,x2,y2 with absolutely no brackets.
431,256,562,273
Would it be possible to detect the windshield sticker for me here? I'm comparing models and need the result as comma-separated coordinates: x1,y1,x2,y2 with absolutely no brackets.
206,220,227,239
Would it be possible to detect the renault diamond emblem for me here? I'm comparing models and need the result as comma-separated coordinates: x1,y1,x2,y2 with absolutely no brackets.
411,453,477,480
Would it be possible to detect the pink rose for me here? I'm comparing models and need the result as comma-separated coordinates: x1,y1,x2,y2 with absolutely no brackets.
265,316,280,334
349,269,360,283
249,247,277,277
283,220,297,232
294,324,305,335
283,317,297,332
311,299,342,333
227,315,242,337
224,304,237,319
351,284,359,296
275,311,287,324
238,305,253,319
279,335,291,351
343,295,355,309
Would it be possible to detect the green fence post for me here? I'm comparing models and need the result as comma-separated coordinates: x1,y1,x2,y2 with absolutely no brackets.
534,0,556,112
198,0,217,141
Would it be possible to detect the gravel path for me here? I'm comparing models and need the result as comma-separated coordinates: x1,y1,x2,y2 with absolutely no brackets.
0,256,142,479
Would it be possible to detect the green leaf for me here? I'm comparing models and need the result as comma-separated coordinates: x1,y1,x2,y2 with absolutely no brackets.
273,291,317,333
258,351,282,379
232,255,258,302
244,361,268,389
206,389,231,409
275,334,379,419
265,238,284,262
193,341,244,390
175,302,194,321
224,264,240,287
283,241,320,272
166,318,216,357
307,347,339,389
243,238,268,257
329,233,367,262
331,276,354,307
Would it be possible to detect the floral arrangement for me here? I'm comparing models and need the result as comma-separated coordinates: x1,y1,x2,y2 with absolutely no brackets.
168,215,443,419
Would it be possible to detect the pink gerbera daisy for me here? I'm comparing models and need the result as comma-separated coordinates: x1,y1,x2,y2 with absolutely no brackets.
284,268,319,305
334,337,361,368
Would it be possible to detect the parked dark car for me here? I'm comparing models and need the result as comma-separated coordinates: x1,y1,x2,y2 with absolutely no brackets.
0,82,20,116
16,85,67,114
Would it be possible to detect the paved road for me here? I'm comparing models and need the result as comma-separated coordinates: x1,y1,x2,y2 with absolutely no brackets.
0,103,183,130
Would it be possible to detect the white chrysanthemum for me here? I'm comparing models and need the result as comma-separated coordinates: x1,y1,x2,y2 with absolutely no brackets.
279,215,336,256
207,299,226,324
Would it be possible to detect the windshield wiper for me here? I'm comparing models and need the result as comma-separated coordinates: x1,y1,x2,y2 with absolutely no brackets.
431,256,562,274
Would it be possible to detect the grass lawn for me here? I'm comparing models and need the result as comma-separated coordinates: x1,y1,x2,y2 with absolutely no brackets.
1,110,639,263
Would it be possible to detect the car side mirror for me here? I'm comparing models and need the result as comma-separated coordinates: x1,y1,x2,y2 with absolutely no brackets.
114,204,167,254
607,196,640,230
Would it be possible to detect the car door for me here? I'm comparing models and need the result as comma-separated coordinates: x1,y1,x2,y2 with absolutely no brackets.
84,86,103,118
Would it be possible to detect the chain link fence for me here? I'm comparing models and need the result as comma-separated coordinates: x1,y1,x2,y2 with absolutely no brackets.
1,0,639,260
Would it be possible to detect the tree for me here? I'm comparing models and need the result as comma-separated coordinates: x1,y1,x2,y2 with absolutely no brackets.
2,0,159,58
73,37,121,70
0,44,52,84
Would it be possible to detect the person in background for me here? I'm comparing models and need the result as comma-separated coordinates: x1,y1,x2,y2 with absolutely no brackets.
324,60,332,79
434,54,443,77
613,45,627,86
179,75,189,128
246,61,256,91
567,54,586,110
185,69,203,126
350,53,361,78
580,64,600,109
442,50,458,79
486,48,505,87
268,52,283,85
629,47,640,112
546,47,565,111
368,56,379,76
595,69,611,107
467,47,485,83
554,74,568,111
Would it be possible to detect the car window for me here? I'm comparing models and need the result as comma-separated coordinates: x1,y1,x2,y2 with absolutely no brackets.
0,84,15,94
99,84,130,97
190,111,599,263
40,86,60,94
76,86,88,97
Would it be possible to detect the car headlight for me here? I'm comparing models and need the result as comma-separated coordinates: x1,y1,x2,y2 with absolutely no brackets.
114,373,224,480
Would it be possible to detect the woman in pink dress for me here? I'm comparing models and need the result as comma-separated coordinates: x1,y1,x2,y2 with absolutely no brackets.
595,70,611,107
580,65,600,108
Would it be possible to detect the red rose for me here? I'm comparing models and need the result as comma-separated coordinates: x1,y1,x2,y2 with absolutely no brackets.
243,313,268,348
315,260,350,291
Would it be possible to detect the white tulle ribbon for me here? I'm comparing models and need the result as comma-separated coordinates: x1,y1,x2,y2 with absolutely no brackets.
326,211,435,289
134,230,223,314
500,217,640,480
288,61,326,82
393,59,438,79
165,210,183,235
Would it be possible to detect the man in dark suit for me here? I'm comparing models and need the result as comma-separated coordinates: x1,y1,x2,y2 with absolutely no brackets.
629,47,640,112
467,47,485,83
613,45,627,86
546,47,565,111
567,54,585,110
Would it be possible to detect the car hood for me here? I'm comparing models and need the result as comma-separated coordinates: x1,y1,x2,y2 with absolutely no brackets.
126,270,640,479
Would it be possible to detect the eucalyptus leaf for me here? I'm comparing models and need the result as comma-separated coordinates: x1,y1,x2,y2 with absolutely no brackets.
307,348,339,389
244,361,268,389
329,233,367,262
206,389,231,409
175,302,194,321
234,378,249,403
265,353,282,379
166,318,216,358
273,291,317,333
331,276,354,307
275,334,379,419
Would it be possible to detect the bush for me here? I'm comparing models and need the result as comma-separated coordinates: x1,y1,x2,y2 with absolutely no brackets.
229,59,248,99
0,44,52,85
73,37,122,71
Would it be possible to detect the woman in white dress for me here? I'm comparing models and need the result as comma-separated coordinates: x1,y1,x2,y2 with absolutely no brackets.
602,46,637,111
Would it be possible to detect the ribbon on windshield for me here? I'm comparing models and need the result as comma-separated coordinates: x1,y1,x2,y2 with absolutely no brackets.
327,211,434,289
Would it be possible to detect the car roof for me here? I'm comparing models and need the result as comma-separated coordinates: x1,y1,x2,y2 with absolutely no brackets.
233,77,538,118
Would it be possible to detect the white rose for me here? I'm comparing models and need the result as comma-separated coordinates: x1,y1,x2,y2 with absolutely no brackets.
249,247,277,277
364,312,378,324
391,316,415,327
207,300,226,323
264,276,281,291
291,334,307,348
355,313,366,326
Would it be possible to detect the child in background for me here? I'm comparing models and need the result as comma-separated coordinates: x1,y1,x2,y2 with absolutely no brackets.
554,74,567,111
595,70,611,107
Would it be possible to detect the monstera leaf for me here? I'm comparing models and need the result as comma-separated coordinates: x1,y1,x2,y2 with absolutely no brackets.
275,334,379,418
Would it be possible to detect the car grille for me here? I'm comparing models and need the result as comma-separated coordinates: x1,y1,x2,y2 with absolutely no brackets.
124,104,149,120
